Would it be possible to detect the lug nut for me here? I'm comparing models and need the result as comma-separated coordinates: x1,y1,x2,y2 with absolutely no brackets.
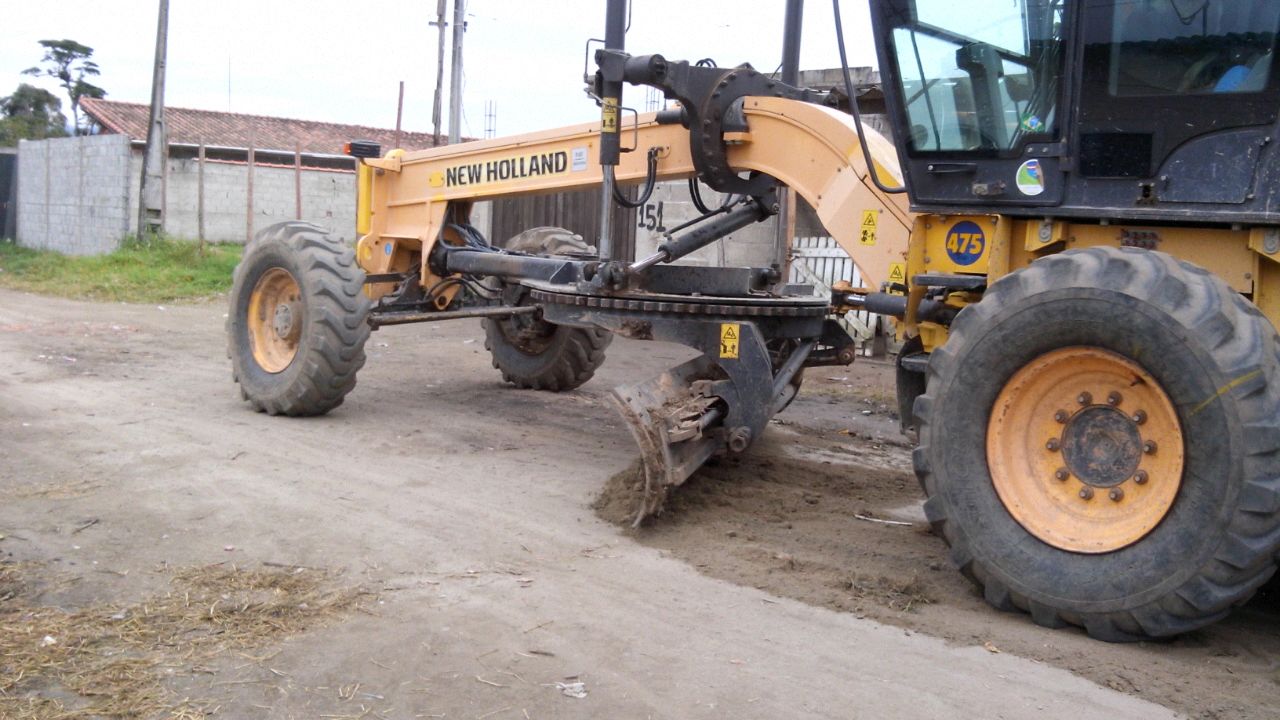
1134,470,1149,485
1054,468,1070,481
1132,410,1147,425
1078,392,1093,406
1079,487,1095,500
1046,438,1061,452
1143,440,1158,454
1054,410,1070,423
1109,488,1125,502
1107,391,1123,406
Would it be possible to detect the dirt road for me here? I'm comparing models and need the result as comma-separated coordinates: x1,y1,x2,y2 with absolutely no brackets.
0,288,1272,718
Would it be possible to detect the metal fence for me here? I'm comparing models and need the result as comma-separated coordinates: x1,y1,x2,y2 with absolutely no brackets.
0,150,15,239
788,235,884,355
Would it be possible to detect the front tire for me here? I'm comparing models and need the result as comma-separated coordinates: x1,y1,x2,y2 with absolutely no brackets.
915,247,1280,640
227,222,371,415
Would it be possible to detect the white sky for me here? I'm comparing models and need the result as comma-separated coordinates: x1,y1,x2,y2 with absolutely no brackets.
0,1,878,138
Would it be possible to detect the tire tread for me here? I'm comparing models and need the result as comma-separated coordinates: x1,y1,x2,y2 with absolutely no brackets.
914,246,1280,640
227,222,371,417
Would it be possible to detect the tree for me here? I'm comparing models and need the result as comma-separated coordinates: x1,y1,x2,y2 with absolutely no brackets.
23,39,106,135
0,83,68,146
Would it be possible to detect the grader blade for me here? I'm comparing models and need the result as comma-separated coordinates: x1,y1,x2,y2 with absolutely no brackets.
610,355,726,527
525,281,831,526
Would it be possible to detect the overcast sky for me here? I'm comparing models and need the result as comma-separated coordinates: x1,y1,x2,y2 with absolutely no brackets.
1,1,879,139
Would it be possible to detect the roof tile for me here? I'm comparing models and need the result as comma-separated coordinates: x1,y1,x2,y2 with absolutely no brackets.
80,97,448,154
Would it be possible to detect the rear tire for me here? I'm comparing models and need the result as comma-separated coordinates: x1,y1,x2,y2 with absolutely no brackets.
915,247,1280,640
483,226,611,391
227,222,371,415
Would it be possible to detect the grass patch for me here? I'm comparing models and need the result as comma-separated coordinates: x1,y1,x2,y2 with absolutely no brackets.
0,236,241,304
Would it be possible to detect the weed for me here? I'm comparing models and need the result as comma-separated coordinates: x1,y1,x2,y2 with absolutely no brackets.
0,236,241,303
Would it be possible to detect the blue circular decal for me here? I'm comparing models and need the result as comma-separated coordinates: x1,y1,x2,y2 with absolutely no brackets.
945,221,986,266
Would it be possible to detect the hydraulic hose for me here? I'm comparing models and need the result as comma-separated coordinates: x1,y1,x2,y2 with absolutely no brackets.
610,147,661,209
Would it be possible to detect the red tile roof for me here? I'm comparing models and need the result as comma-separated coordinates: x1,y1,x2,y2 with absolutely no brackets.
80,98,447,154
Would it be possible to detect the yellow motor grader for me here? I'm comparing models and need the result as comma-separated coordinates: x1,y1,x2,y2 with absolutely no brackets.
229,0,1280,642
227,7,912,516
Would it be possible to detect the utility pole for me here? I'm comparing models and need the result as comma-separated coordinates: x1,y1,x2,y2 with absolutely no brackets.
394,80,405,148
448,0,467,144
430,0,447,145
138,0,169,237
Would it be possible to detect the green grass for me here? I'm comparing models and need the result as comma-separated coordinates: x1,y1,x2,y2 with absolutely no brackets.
0,236,242,303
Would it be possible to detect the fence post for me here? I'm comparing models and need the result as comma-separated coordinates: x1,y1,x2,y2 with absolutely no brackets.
246,136,255,244
294,142,302,221
197,139,206,253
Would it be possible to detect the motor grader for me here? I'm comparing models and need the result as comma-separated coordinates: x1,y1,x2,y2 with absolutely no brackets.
228,0,1280,642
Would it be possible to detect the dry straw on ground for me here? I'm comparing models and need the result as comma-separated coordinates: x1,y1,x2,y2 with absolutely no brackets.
0,561,368,719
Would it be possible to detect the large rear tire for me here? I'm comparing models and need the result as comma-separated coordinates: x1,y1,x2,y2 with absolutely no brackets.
915,247,1280,641
227,222,371,416
482,226,611,391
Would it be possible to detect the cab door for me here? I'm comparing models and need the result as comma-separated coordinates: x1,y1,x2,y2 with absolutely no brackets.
873,0,1070,208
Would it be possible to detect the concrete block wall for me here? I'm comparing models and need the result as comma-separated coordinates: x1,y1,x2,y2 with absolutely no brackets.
633,182,779,268
17,134,132,255
127,154,358,244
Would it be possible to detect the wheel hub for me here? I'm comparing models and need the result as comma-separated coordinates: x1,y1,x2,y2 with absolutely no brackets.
246,267,303,374
272,302,300,342
986,347,1184,554
1060,406,1142,489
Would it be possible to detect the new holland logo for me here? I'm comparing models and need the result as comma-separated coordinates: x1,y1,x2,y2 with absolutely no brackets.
434,150,571,188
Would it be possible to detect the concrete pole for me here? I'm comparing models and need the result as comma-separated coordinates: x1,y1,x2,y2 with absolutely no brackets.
137,0,170,237
394,80,405,149
448,0,466,144
430,0,447,146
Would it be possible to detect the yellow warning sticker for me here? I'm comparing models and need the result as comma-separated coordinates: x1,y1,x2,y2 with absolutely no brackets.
860,209,879,246
888,262,907,284
720,323,740,359
602,97,619,134
429,171,445,188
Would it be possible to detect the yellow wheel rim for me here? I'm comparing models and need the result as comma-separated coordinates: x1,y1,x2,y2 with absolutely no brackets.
246,268,303,374
987,347,1184,554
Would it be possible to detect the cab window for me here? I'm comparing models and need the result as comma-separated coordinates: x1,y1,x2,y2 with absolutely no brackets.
890,0,1065,154
1108,1,1279,96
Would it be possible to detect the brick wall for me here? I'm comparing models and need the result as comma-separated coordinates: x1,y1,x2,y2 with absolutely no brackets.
17,134,132,255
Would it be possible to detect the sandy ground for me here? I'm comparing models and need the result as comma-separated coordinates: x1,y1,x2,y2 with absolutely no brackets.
0,287,1274,718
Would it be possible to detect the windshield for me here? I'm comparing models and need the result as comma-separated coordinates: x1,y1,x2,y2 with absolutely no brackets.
890,0,1065,153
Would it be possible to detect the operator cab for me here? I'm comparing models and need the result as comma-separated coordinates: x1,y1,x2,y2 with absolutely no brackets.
871,0,1280,224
